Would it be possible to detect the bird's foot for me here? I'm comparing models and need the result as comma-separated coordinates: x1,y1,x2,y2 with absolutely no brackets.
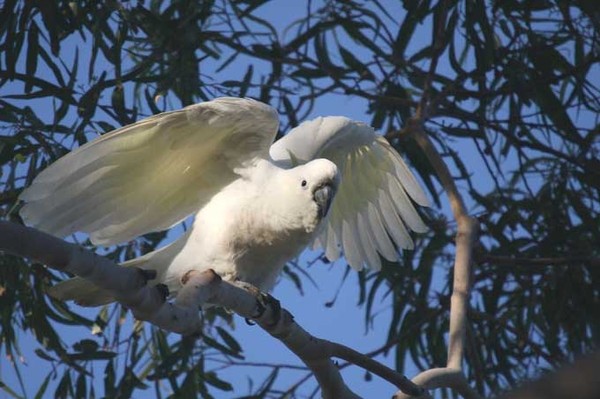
233,281,282,327
254,292,282,328
135,268,157,284
235,280,261,295
155,284,170,302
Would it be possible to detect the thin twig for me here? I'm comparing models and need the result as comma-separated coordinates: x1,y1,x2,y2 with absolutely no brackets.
480,254,600,268
329,341,424,396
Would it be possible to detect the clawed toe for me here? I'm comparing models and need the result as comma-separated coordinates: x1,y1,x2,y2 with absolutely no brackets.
155,284,170,302
253,292,282,326
236,281,262,296
233,281,282,327
136,268,157,284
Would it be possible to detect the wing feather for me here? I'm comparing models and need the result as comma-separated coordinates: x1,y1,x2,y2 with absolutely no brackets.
379,190,414,250
324,224,342,262
378,137,430,206
356,209,382,271
341,219,364,270
366,202,398,262
386,174,428,233
20,97,279,244
271,117,427,270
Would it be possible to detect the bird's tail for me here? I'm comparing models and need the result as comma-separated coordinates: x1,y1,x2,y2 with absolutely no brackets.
47,229,194,307
47,255,157,307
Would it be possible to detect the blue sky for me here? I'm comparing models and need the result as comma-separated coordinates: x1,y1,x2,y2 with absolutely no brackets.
5,1,595,398
0,2,451,398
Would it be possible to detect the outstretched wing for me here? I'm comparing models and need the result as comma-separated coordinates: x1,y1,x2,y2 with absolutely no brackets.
20,97,279,245
270,117,429,271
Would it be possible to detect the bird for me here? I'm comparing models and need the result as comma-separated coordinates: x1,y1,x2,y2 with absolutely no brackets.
19,97,429,307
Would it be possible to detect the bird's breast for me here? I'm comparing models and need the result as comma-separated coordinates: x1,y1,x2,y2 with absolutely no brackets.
226,212,313,290
190,183,314,292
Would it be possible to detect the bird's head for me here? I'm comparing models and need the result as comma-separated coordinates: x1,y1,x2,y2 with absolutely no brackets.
265,158,339,234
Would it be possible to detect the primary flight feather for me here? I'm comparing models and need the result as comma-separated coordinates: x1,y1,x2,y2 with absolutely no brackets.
19,97,428,306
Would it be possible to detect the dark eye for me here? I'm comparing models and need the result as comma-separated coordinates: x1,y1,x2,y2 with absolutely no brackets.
301,179,307,188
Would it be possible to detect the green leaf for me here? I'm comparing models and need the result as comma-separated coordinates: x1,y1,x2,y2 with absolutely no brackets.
111,85,129,123
73,339,99,353
55,371,72,399
290,68,329,79
215,326,242,355
531,82,580,144
104,361,116,398
74,372,86,398
203,335,244,359
203,372,233,392
393,6,419,58
314,33,331,68
0,380,24,399
66,351,116,361
255,368,279,396
409,45,433,63
342,20,386,58
34,348,55,362
339,46,375,81
33,373,52,399
239,64,253,97
25,22,39,93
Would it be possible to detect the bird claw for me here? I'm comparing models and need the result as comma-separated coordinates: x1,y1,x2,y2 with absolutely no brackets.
253,292,282,327
155,284,170,302
234,281,282,327
235,281,262,296
136,268,157,284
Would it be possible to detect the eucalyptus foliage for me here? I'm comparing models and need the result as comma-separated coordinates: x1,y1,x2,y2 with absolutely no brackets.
0,0,598,397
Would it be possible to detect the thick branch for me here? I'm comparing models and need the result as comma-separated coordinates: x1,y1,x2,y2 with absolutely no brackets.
0,221,423,398
394,368,481,399
0,221,202,333
177,270,422,397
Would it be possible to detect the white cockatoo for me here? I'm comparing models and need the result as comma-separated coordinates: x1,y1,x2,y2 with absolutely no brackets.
19,97,429,306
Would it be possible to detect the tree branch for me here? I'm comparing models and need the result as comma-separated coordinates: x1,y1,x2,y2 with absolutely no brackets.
479,254,600,268
0,221,202,333
0,221,425,398
395,368,482,399
389,1,481,397
328,341,424,396
392,115,481,399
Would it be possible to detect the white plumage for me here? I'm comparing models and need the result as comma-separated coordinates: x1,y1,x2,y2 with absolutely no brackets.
19,97,428,306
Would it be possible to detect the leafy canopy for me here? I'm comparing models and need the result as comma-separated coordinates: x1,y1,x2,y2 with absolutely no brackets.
0,0,598,397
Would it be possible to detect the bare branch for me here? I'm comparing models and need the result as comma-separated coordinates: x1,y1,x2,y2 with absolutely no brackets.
396,118,481,399
329,341,424,396
0,221,204,333
389,1,481,396
394,368,481,399
409,74,479,370
0,221,423,398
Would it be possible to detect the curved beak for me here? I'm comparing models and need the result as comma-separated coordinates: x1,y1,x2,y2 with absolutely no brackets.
313,182,336,219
